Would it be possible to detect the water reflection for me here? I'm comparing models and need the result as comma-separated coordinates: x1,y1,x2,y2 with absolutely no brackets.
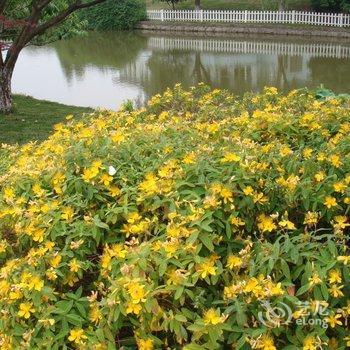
13,31,350,109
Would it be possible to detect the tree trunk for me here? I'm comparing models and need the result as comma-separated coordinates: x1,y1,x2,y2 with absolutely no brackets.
195,0,201,10
0,67,13,114
278,0,286,11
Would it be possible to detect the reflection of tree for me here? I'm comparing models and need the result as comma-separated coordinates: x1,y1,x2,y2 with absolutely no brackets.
49,31,350,101
52,31,148,81
276,55,290,91
120,48,196,99
308,57,350,92
192,52,212,85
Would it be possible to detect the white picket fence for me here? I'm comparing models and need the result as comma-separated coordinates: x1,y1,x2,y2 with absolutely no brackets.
148,37,350,58
147,10,350,27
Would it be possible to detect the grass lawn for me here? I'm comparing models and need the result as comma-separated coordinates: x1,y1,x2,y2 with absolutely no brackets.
146,0,311,11
0,95,93,145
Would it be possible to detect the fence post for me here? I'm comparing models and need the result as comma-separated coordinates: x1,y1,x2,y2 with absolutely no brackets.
161,9,164,22
244,10,248,23
339,13,343,27
292,10,295,24
200,9,204,22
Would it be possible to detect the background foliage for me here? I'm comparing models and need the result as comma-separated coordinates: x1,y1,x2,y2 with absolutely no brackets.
80,0,147,31
310,0,350,12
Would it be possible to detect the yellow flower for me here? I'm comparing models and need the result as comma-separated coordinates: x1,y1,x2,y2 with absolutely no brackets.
253,192,268,205
278,219,296,230
303,211,319,226
68,328,87,344
256,334,276,350
18,302,35,319
64,273,79,286
326,313,342,328
46,268,57,281
127,212,142,223
27,275,44,291
182,152,196,164
69,259,81,273
269,282,284,296
328,269,342,284
332,215,349,233
243,186,254,196
280,145,293,157
231,216,245,228
111,131,125,144
220,187,233,203
224,284,240,299
303,148,313,159
203,308,224,325
137,339,154,350
324,196,337,209
303,336,317,350
82,166,99,182
257,214,276,233
32,183,45,197
127,283,147,304
61,207,74,221
337,255,350,265
197,259,217,279
226,255,243,269
329,284,344,297
49,254,62,268
126,302,142,315
110,244,127,259
333,181,347,193
90,305,102,324
344,336,350,346
308,272,322,286
109,186,121,197
3,187,15,202
9,289,22,301
32,228,45,242
329,154,342,168
314,172,325,182
100,173,113,186
221,152,241,163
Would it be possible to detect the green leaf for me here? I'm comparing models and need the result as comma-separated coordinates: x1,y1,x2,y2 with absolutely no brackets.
66,313,82,327
174,314,187,322
280,259,291,280
296,283,310,296
199,231,214,251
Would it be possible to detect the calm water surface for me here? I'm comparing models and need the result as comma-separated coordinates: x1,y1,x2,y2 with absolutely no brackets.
13,31,350,110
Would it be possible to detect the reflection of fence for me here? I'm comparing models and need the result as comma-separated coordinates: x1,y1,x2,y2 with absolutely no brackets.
147,10,350,27
148,37,350,58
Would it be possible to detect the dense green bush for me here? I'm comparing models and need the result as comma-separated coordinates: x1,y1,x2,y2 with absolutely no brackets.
81,0,147,31
0,85,350,349
311,0,350,12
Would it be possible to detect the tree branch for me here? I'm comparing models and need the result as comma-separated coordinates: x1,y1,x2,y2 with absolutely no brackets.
4,0,54,69
29,0,107,39
0,0,8,15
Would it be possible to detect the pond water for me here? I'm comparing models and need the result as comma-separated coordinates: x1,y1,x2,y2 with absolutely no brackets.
13,30,350,110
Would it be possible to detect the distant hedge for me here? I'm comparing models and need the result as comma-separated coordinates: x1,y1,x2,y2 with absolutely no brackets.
81,0,147,31
311,0,350,13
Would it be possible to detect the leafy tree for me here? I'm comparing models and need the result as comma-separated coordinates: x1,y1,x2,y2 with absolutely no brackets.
81,0,146,31
0,0,108,114
310,0,350,12
158,0,183,10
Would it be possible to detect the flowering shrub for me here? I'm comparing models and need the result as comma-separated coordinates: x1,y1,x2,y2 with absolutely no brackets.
0,84,350,349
